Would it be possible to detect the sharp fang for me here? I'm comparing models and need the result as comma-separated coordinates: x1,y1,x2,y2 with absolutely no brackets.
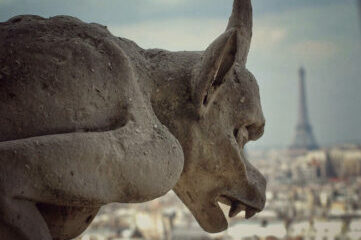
245,207,257,219
229,203,246,218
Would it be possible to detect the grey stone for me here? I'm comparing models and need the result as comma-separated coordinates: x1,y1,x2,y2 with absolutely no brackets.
0,0,266,239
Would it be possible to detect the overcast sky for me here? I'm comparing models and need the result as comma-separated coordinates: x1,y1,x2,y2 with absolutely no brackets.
1,0,360,149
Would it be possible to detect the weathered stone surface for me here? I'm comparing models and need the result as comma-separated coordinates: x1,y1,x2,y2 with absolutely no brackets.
0,0,266,239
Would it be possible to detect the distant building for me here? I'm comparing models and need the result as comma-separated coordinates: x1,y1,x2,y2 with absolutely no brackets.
324,152,337,179
290,67,318,151
329,146,361,178
291,150,327,182
291,145,361,182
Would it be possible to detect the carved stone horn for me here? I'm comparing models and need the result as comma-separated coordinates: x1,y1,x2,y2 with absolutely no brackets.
226,0,253,39
191,0,253,112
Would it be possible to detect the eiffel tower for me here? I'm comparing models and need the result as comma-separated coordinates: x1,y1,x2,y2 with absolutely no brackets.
290,67,319,150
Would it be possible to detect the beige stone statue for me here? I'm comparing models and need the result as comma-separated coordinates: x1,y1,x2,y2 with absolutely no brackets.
0,0,266,239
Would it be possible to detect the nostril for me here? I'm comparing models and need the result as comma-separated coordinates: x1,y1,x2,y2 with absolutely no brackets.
247,123,265,141
233,128,239,139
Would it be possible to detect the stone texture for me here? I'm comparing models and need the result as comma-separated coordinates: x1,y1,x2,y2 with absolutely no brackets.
0,0,266,239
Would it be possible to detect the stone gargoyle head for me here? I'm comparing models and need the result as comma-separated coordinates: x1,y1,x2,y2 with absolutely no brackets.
154,0,267,233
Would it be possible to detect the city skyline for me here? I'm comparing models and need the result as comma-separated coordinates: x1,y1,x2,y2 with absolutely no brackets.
1,0,360,148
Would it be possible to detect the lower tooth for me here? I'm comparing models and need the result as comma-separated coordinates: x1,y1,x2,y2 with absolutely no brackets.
229,203,245,218
245,208,257,219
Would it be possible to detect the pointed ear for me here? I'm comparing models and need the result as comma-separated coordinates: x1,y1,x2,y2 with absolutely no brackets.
192,29,244,115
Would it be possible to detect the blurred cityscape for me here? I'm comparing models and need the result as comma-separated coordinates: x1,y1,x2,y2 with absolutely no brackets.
73,144,361,240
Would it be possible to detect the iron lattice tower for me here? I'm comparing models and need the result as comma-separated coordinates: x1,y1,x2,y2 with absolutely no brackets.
290,67,319,150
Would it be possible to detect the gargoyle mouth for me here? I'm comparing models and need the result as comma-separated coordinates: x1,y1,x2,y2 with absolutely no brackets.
174,185,265,233
217,195,261,219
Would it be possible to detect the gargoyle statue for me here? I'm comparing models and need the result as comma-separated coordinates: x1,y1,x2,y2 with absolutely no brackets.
0,0,266,239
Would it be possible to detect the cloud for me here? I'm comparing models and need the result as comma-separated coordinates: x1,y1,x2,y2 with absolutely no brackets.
109,17,288,52
290,40,338,60
109,18,227,51
252,26,287,50
149,0,186,6
0,0,11,5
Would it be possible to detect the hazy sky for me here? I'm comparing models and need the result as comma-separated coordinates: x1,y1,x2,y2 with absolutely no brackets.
1,0,360,149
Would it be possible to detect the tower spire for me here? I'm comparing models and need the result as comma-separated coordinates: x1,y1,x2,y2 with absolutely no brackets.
290,67,318,150
298,67,309,125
